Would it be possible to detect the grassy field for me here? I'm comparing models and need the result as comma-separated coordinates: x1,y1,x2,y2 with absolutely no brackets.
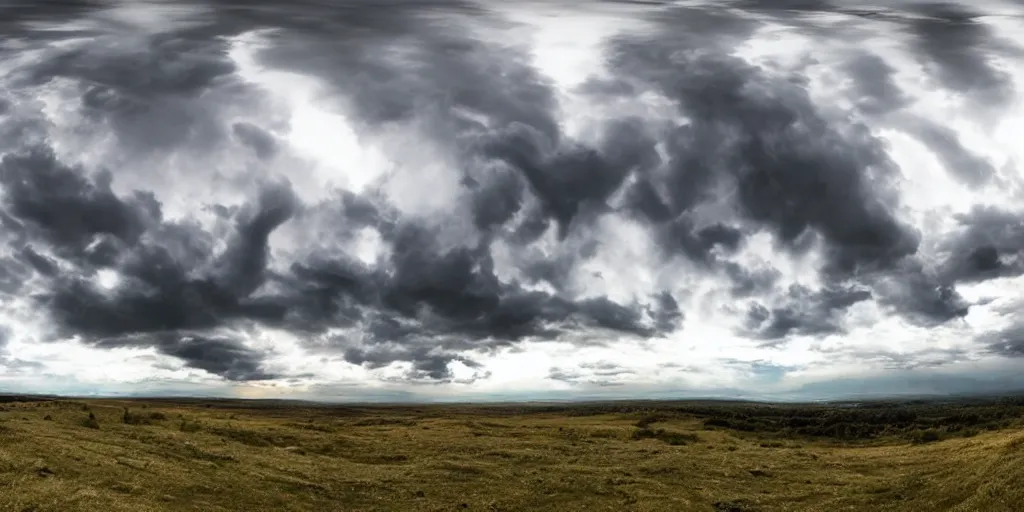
1,396,1024,511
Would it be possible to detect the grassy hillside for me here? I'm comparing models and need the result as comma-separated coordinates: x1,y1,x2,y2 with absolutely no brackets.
1,397,1023,511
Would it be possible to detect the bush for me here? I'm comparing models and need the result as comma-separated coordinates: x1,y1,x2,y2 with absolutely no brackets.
589,428,622,439
713,499,758,511
632,428,700,445
83,412,100,430
635,413,669,429
179,419,202,433
663,432,701,446
633,427,659,440
703,418,732,429
122,408,153,425
910,429,943,444
149,412,168,421
206,425,300,447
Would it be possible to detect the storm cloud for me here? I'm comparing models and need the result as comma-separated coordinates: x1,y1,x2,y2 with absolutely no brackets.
0,0,1023,399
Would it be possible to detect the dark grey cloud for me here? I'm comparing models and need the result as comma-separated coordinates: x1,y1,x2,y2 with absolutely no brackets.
483,119,660,238
595,20,968,332
721,1,1020,112
243,0,557,145
547,366,582,383
13,25,256,155
725,262,782,298
603,39,920,272
905,117,996,187
184,3,687,370
149,334,278,382
0,358,44,371
843,51,908,116
938,206,1024,283
214,181,298,297
18,246,59,277
0,145,156,259
547,361,632,386
232,122,279,160
578,361,635,377
0,255,31,295
865,258,971,327
39,192,293,339
648,291,683,333
0,7,683,379
278,214,679,356
742,284,872,343
973,296,1024,358
841,49,999,188
983,323,1024,358
1,0,1021,389
344,344,484,381
0,0,104,40
906,2,1016,106
0,140,291,379
809,341,969,370
729,0,832,12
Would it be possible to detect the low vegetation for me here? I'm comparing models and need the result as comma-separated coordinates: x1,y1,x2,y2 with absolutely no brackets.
0,395,1023,511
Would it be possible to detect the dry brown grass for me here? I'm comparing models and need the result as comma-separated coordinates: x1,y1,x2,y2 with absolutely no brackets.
1,398,1023,511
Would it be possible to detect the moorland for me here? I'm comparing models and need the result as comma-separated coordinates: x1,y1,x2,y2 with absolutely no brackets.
1,395,1024,511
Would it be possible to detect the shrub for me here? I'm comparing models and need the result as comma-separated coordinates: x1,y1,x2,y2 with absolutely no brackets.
713,499,758,511
663,432,700,446
122,408,153,425
910,429,943,444
632,427,659,440
179,419,202,433
703,418,732,429
83,412,100,430
351,418,418,427
632,427,700,445
589,428,622,439
635,413,669,429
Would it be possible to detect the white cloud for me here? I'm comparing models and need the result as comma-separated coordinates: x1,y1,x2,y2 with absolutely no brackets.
1,0,1023,401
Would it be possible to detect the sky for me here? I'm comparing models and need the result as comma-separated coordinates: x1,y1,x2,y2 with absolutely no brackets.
1,0,1024,402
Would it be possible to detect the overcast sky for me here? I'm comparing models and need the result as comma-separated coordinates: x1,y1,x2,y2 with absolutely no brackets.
1,0,1024,402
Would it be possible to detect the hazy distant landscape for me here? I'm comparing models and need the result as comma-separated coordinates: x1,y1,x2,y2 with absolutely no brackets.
2,395,1024,511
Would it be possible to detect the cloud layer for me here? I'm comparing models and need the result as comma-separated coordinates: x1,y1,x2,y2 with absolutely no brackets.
1,0,1024,400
